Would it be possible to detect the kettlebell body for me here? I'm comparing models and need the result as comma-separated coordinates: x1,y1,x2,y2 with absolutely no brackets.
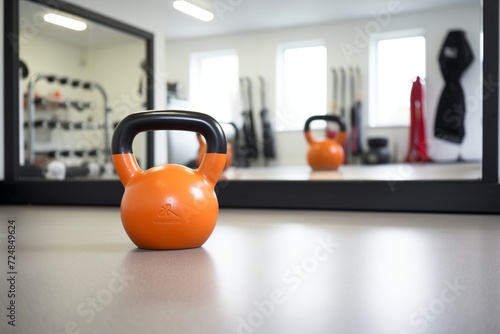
304,115,347,171
112,110,227,250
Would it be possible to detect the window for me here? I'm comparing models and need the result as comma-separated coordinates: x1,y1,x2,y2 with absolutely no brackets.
369,33,426,127
190,50,239,122
276,42,327,131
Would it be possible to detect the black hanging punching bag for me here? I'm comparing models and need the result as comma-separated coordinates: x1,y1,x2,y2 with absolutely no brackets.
434,30,474,144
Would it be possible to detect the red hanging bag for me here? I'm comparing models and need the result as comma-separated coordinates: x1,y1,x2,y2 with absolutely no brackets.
406,76,430,162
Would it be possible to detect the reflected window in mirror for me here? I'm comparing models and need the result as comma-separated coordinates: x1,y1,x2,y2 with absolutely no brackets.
189,50,239,123
276,41,327,131
369,31,426,127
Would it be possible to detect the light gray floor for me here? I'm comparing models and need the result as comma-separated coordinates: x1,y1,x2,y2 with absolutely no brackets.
0,206,498,334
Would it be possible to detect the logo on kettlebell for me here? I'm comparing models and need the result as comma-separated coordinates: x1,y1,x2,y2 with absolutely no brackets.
154,204,181,224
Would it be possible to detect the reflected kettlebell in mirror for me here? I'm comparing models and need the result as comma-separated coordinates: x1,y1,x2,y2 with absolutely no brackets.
112,110,227,250
197,133,233,171
304,115,347,171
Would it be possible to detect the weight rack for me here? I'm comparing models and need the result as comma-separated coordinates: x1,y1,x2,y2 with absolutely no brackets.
25,74,111,165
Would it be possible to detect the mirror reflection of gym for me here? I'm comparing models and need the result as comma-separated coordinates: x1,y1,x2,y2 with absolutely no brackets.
19,0,147,180
165,0,482,182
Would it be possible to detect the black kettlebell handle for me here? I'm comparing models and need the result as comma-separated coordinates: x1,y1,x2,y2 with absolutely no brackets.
112,110,227,155
304,115,347,133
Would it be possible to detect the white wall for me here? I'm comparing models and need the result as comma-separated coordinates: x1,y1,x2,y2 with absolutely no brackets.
165,3,482,166
84,41,148,166
85,41,146,121
21,36,86,88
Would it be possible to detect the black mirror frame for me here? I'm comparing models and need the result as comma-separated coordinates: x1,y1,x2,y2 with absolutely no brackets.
2,0,499,213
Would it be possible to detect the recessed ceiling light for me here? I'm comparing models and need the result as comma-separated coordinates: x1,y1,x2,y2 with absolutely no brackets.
43,13,87,31
173,0,214,22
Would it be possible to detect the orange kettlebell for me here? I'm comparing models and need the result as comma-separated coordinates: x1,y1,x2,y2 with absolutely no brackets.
304,115,347,171
197,133,233,170
112,110,227,250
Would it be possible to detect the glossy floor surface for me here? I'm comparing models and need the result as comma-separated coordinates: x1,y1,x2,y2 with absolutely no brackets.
224,162,481,180
0,206,498,334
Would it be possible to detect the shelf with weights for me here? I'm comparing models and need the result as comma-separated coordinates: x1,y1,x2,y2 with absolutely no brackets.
21,73,115,180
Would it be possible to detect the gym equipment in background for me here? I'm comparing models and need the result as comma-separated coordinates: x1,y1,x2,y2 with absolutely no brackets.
406,76,430,162
112,110,227,250
239,77,259,164
363,138,390,164
224,122,246,168
25,98,95,111
350,67,363,160
24,73,111,178
434,30,474,144
339,68,347,121
24,119,102,130
258,76,276,161
339,68,348,163
45,160,99,180
20,59,29,79
223,122,240,167
45,160,66,180
304,115,347,171
44,144,108,180
18,163,44,178
327,66,364,164
26,74,111,163
326,68,338,139
167,81,181,103
138,60,148,108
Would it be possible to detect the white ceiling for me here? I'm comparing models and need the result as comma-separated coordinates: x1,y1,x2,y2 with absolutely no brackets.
163,0,478,40
21,0,478,46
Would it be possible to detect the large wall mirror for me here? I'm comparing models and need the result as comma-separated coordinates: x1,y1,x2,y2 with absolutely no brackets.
2,0,499,212
3,0,154,203
165,0,484,182
163,0,498,212
15,0,153,179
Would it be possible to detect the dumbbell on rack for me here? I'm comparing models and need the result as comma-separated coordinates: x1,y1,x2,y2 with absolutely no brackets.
25,120,102,130
70,100,96,112
44,148,112,180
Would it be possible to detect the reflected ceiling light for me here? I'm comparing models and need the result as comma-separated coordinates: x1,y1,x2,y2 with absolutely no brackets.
43,13,87,31
173,0,214,22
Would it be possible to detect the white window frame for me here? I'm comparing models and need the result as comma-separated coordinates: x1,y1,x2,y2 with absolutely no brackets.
369,29,426,128
276,39,327,132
